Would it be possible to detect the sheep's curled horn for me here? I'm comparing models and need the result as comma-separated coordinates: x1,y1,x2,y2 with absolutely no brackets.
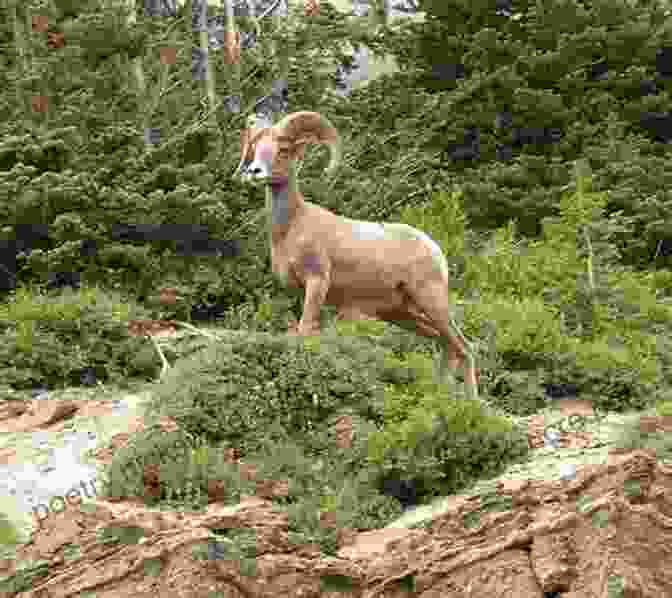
273,111,342,174
235,111,342,177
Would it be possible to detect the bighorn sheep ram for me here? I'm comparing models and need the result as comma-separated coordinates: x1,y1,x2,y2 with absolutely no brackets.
234,111,479,400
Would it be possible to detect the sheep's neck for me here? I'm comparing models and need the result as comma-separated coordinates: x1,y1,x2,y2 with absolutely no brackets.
267,162,303,237
269,179,293,226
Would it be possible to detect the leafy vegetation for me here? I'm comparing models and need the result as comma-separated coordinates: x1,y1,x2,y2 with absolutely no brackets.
0,285,154,389
144,331,393,455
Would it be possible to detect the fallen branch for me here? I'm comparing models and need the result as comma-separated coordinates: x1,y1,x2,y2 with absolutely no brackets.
171,320,218,339
147,333,170,380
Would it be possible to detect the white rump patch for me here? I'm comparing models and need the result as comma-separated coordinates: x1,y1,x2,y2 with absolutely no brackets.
350,220,386,241
346,219,448,278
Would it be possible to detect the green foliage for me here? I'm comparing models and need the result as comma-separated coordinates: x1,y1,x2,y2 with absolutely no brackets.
0,560,50,596
464,221,537,301
96,419,244,507
0,285,152,389
283,484,402,556
333,317,434,356
242,426,403,549
364,394,529,499
464,163,621,309
398,189,467,258
469,293,658,413
97,413,403,550
144,331,394,456
0,512,19,548
325,319,461,425
378,352,445,424
467,296,568,369
551,342,656,413
355,0,672,267
0,0,361,308
333,317,389,339
487,369,549,417
248,292,302,334
656,400,672,416
458,161,668,413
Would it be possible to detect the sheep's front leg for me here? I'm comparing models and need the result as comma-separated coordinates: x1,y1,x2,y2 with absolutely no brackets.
290,251,330,336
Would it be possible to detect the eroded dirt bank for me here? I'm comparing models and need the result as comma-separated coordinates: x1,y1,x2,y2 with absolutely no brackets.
1,389,672,597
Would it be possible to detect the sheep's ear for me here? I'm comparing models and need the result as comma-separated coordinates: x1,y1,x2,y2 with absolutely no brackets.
240,127,259,162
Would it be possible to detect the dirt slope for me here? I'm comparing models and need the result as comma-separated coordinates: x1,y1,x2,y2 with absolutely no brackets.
1,382,672,597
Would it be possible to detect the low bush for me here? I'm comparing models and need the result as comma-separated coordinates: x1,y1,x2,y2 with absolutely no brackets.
485,339,657,416
97,413,404,555
466,296,568,371
0,285,152,389
487,369,549,416
144,331,399,457
334,318,435,358
364,393,529,504
237,425,404,553
550,342,657,413
96,421,214,506
460,292,660,414
377,352,445,425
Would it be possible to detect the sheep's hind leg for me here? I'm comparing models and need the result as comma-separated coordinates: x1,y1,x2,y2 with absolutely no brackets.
380,307,461,393
400,283,479,401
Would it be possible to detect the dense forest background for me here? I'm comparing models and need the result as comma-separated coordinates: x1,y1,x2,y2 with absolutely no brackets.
0,0,672,397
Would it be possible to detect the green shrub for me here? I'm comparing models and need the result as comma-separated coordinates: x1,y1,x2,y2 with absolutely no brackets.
0,285,152,389
96,418,255,507
464,222,547,301
96,421,195,504
466,296,568,370
333,318,389,339
398,189,467,259
0,512,19,548
0,560,50,596
251,293,300,333
333,316,434,357
551,340,657,413
145,331,395,456
378,352,445,424
487,369,549,416
97,414,403,553
365,395,529,501
125,342,163,379
283,477,402,556
242,422,403,535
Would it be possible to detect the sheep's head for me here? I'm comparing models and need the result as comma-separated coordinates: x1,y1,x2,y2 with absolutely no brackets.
236,126,274,185
234,111,342,186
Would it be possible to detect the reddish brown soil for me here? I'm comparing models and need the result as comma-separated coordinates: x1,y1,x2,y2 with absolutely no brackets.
2,394,672,597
